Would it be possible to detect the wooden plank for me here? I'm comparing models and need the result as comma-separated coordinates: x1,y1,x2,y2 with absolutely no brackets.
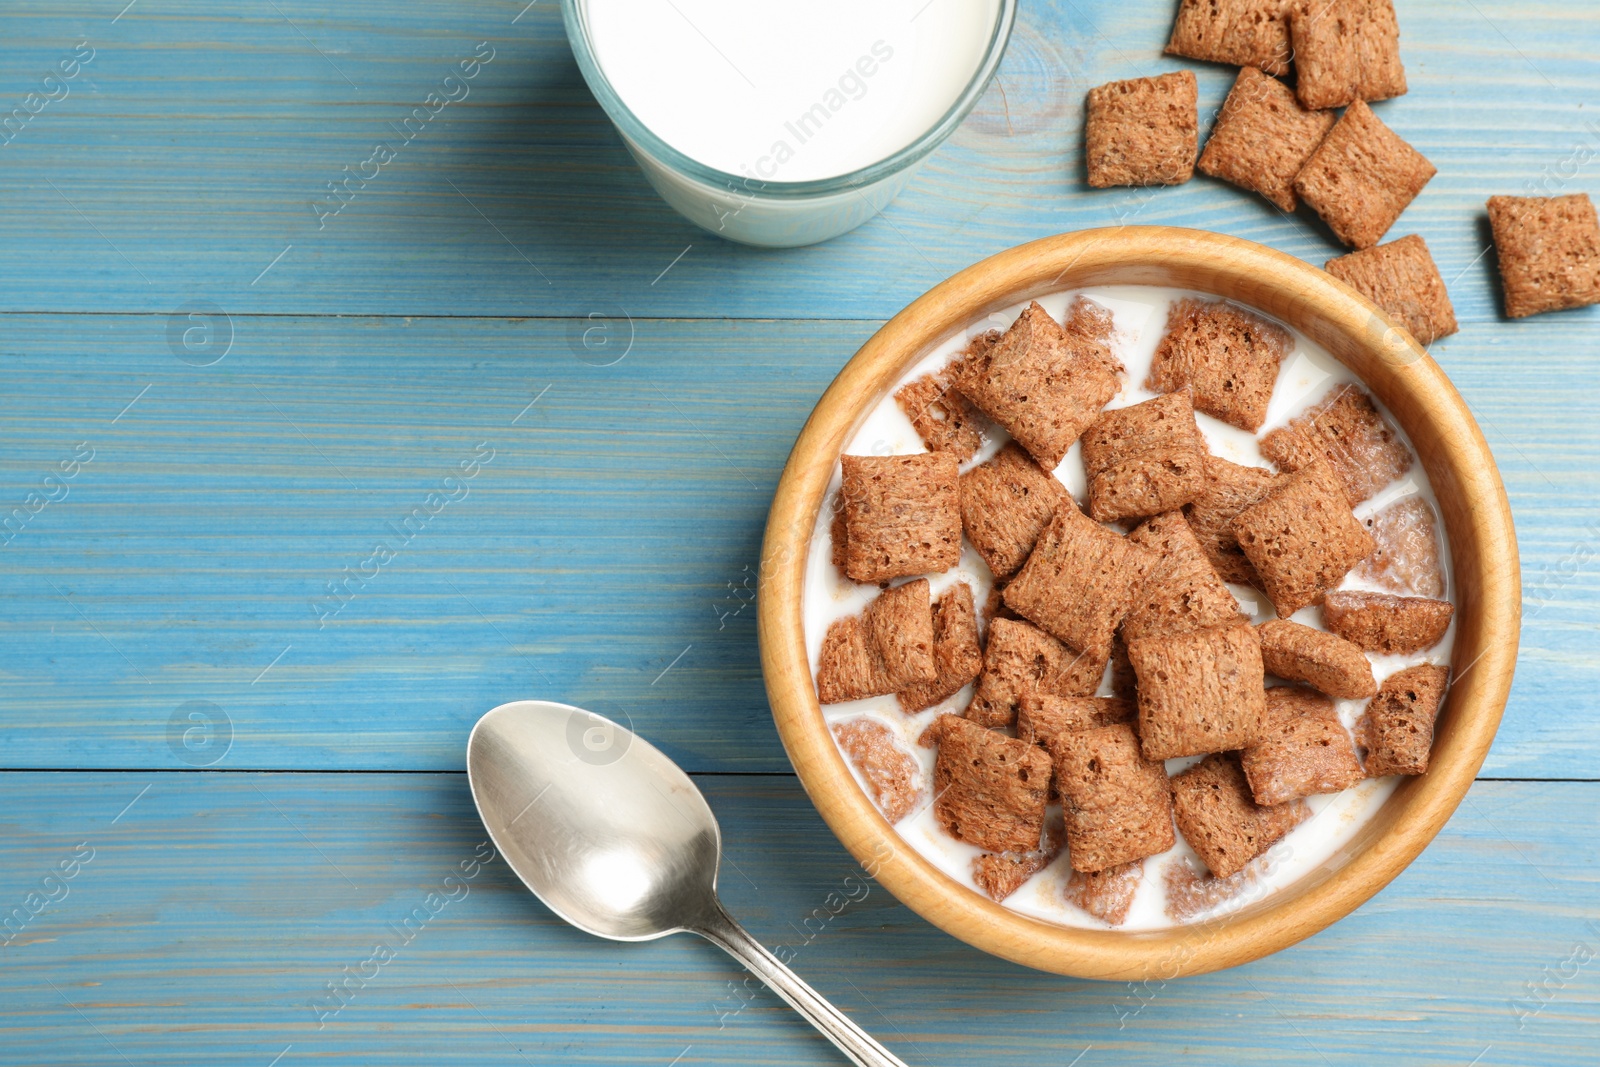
0,772,1593,1064
0,312,1593,774
0,0,1593,322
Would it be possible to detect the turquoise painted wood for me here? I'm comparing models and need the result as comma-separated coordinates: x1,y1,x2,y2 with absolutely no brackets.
0,311,1594,774
0,1,1592,323
0,774,1595,1065
1,0,1598,1063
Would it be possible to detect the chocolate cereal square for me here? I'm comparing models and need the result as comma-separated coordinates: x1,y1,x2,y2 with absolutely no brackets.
1064,860,1145,927
1124,510,1243,642
958,442,1070,581
1323,589,1453,654
1294,100,1435,250
1016,694,1136,748
1003,505,1156,661
833,718,927,825
1197,66,1337,213
967,617,1106,728
816,579,937,704
1233,461,1375,617
1487,193,1600,318
1289,0,1407,110
1062,295,1123,378
1259,383,1412,505
898,582,984,713
929,714,1052,853
1326,235,1458,345
1129,621,1268,760
1051,723,1176,873
1082,393,1208,522
1184,455,1285,587
1357,663,1450,776
894,372,987,462
839,452,962,583
1241,687,1366,805
1357,496,1444,598
1085,71,1198,188
954,301,1121,469
1257,618,1376,698
1148,298,1292,431
1172,753,1309,878
972,846,1057,903
1165,0,1293,76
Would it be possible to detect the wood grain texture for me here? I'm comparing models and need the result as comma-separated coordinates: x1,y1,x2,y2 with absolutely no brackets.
0,1,1593,323
0,309,1590,775
0,0,1596,1056
0,772,1594,1065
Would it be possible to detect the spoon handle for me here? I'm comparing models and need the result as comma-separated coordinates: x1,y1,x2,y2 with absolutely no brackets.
692,903,910,1067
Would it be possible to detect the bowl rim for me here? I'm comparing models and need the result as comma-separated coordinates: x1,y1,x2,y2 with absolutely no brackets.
756,226,1521,980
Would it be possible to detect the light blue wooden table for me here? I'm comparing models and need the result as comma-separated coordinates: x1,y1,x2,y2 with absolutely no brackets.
2,1,1596,1063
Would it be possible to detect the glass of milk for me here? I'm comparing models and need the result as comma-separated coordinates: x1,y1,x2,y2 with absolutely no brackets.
562,0,1015,248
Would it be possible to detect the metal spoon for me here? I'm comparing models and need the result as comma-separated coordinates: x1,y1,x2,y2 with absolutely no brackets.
466,700,908,1067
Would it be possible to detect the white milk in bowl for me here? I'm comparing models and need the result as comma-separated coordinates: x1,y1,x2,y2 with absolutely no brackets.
563,0,1012,246
805,285,1458,932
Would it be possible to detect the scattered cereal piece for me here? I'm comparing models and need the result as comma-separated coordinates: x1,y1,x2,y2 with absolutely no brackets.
967,618,1106,728
1233,460,1375,617
1085,70,1198,189
1082,393,1208,522
1487,193,1600,318
1129,621,1268,760
839,453,962,583
1289,0,1406,110
954,301,1122,469
1294,99,1435,250
833,718,927,824
894,372,987,462
1148,298,1292,431
1259,383,1412,505
898,582,984,713
1323,589,1453,654
1171,753,1309,878
1257,618,1377,698
1240,687,1366,805
1357,663,1450,775
1003,505,1156,661
1197,65,1337,212
1051,723,1176,872
1184,455,1284,587
959,443,1070,581
1357,496,1444,598
1165,0,1293,76
928,714,1052,853
1124,510,1244,642
1326,235,1458,345
816,580,937,704
1065,859,1145,926
1016,694,1136,748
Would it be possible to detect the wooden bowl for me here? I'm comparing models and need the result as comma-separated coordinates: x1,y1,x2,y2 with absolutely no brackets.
757,227,1520,979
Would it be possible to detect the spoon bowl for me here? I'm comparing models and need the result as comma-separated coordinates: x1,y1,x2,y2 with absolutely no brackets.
467,700,909,1067
467,700,720,941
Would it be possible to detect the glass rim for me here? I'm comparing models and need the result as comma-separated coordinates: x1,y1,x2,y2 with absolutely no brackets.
560,0,1018,199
